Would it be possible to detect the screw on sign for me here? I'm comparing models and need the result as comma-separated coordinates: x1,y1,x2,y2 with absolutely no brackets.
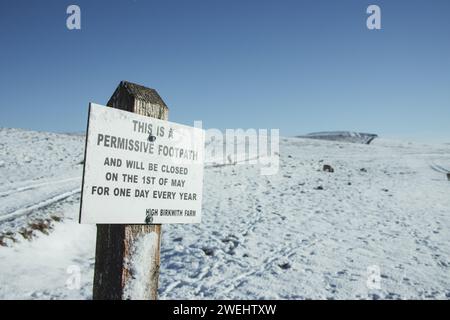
79,81,204,300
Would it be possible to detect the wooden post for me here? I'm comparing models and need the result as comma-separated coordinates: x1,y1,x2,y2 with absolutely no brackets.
93,81,169,300
447,173,450,181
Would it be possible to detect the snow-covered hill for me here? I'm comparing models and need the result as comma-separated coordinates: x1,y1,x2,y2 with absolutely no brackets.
1,127,450,299
298,131,378,144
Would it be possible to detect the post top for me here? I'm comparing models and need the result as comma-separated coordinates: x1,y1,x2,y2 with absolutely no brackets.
107,80,168,108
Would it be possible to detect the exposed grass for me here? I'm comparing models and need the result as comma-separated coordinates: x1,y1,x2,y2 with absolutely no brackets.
50,215,62,222
0,234,16,247
0,215,64,246
28,219,53,235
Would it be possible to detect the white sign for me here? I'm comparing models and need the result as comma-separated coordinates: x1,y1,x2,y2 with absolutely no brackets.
79,103,204,224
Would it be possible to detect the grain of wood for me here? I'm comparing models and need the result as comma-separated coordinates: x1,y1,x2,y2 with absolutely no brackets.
93,81,168,300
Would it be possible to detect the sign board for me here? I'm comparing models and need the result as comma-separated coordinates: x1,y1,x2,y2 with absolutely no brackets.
79,103,204,224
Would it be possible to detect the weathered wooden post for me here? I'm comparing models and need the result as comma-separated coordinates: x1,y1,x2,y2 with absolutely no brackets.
93,81,168,300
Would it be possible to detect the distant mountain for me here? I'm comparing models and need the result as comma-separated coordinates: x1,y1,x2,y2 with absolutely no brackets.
62,131,86,136
297,131,378,145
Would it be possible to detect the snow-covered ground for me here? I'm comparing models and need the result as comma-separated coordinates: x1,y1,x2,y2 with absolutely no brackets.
1,127,450,299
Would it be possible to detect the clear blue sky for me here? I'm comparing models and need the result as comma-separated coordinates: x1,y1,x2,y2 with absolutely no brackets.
0,0,449,139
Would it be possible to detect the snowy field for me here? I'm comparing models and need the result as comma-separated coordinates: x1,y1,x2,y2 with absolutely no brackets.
1,127,450,299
